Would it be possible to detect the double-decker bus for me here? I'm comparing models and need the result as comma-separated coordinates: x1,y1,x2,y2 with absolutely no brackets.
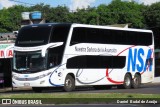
12,23,154,92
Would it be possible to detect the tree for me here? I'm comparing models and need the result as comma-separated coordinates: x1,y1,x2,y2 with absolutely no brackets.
71,8,88,24
0,0,159,32
0,5,29,32
47,6,70,23
97,4,116,25
86,7,99,25
70,6,101,25
144,2,160,48
108,0,146,28
144,2,160,28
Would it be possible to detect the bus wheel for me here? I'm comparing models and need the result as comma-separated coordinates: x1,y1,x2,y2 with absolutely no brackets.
63,75,75,92
118,74,132,89
32,87,43,93
123,74,132,89
132,74,141,89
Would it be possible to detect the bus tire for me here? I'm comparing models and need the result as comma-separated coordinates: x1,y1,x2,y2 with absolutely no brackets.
32,87,43,93
118,74,132,89
132,74,141,89
123,74,132,89
63,75,75,92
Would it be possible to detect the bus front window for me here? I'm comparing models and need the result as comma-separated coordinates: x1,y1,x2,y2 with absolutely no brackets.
13,51,46,73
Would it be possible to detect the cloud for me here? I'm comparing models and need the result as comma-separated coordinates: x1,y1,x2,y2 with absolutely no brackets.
138,0,160,5
0,0,15,9
70,0,96,11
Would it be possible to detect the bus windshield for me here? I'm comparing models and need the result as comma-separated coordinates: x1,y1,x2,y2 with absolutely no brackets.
13,51,46,73
15,25,52,47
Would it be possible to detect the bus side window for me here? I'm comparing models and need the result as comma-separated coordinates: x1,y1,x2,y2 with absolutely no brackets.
48,48,58,68
70,27,86,45
48,55,58,68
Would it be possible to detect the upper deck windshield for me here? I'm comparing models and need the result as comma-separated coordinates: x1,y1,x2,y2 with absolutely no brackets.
15,25,52,47
15,24,71,47
13,51,47,73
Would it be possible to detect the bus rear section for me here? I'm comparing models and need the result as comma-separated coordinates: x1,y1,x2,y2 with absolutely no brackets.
64,24,154,90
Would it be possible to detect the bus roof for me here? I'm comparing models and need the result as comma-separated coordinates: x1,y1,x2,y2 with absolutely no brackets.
22,23,72,28
22,23,152,33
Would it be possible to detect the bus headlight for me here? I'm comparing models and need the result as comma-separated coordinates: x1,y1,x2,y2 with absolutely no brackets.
13,75,18,79
38,72,52,79
39,74,45,79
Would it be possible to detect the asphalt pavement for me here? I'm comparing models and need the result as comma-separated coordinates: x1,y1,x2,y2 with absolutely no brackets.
0,83,160,94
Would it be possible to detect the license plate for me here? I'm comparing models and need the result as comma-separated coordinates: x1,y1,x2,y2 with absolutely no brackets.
24,83,30,86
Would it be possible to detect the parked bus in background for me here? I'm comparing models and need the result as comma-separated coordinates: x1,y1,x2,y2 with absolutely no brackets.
0,33,15,88
12,23,154,92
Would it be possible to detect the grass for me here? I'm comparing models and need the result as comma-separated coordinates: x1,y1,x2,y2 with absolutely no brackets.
0,93,160,98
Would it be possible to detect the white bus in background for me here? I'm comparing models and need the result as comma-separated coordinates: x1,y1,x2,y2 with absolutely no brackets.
12,23,154,92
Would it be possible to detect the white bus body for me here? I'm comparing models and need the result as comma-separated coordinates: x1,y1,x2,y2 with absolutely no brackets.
12,23,154,92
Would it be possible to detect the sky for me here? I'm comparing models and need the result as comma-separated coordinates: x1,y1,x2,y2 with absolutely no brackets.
0,0,160,10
